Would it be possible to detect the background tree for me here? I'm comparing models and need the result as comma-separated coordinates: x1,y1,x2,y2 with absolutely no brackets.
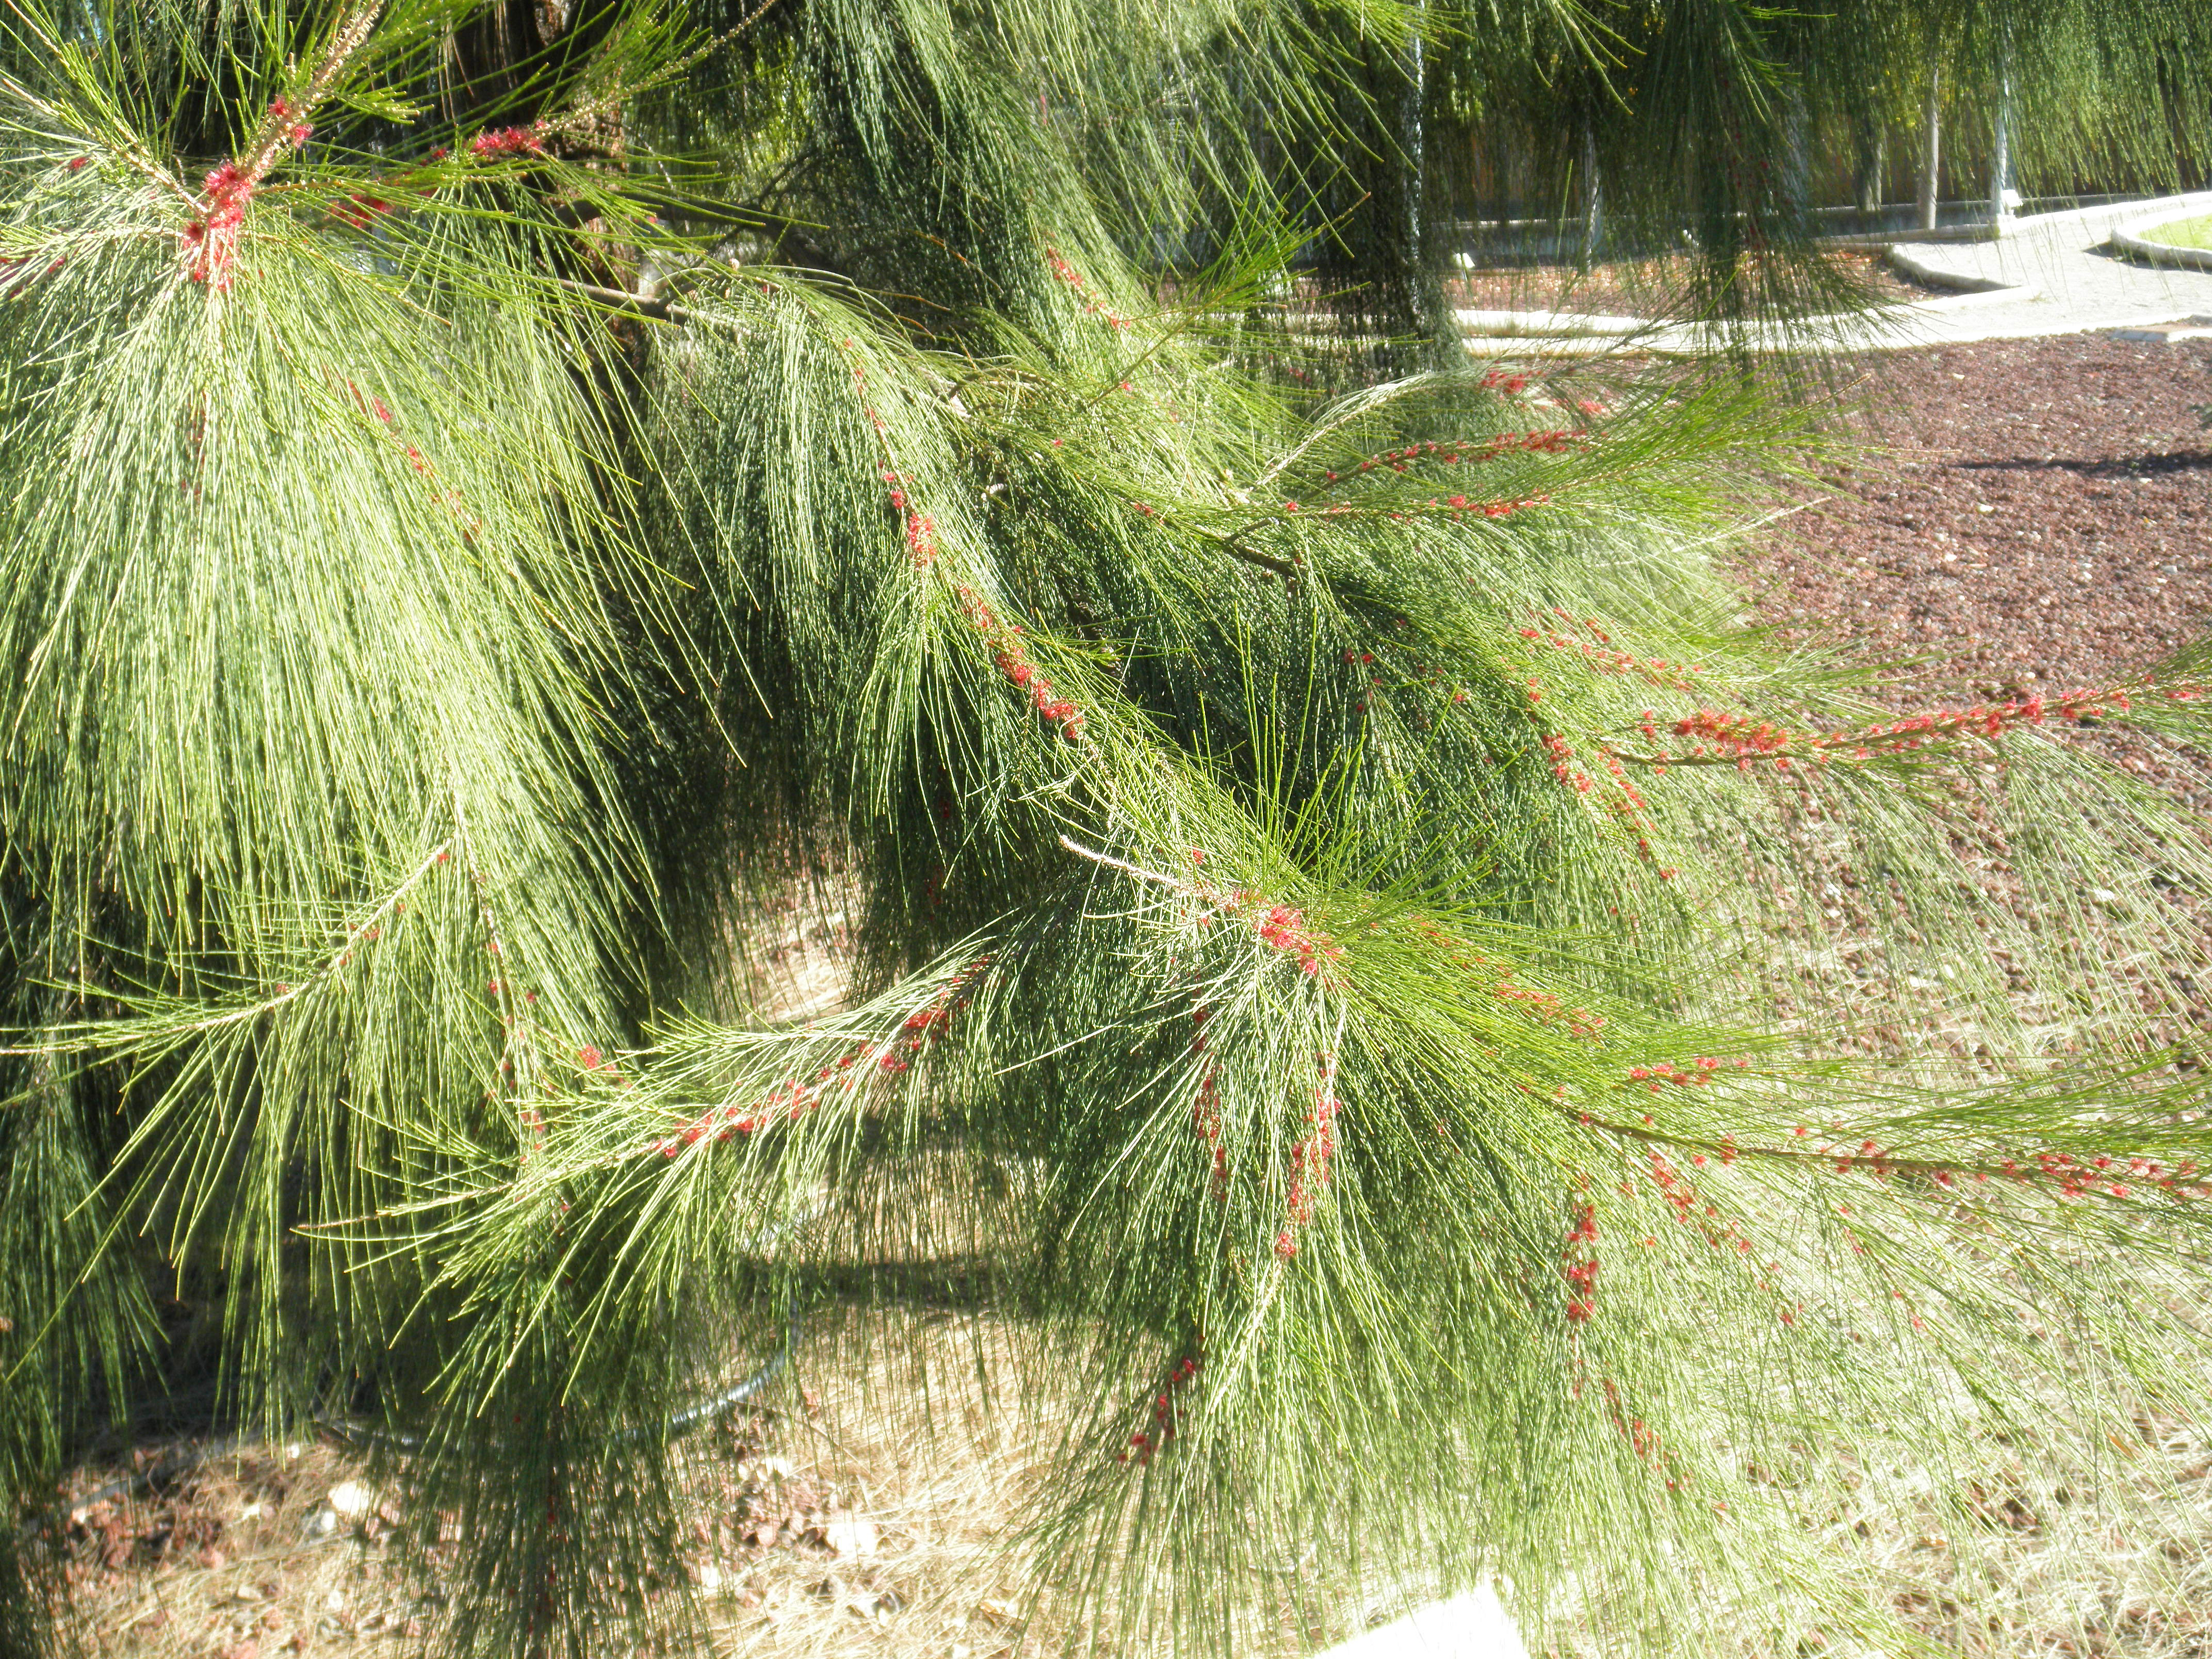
3,1,2211,1654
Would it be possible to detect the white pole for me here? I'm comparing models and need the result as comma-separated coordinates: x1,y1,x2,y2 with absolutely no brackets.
1918,64,1941,232
1991,48,2016,235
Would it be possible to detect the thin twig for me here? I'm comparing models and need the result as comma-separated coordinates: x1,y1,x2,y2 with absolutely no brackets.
1254,370,1446,489
1056,836,1189,892
224,1,384,207
1564,1102,2190,1199
0,835,456,1053
1215,538,1298,580
541,0,795,141
555,275,688,323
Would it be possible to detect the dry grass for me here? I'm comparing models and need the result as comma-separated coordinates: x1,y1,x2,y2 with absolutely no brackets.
687,1310,1082,1659
42,1311,1086,1659
42,1308,2212,1659
40,924,2212,1657
47,1437,434,1656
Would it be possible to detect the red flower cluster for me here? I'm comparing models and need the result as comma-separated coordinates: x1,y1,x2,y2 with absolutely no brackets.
182,160,253,288
652,1069,835,1151
1409,917,1606,1037
1596,747,1653,829
1117,1352,1201,1466
468,124,546,161
1480,369,1530,395
344,387,483,539
1629,679,2208,773
2002,1148,2187,1198
649,958,990,1156
1436,492,1554,522
1190,1005,1228,1201
333,194,392,229
1563,1201,1599,1322
1598,1377,1675,1480
1044,246,1133,330
1638,1149,1760,1266
882,470,938,567
348,382,393,425
1325,429,1582,489
1588,1098,2211,1208
1255,903,1342,980
270,97,313,148
954,586,1087,741
1486,969,1606,1038
1275,1051,1342,1259
1668,709,1796,767
1810,1141,2210,1201
1542,731,1595,795
1624,1056,1736,1094
1520,686,1676,875
1518,610,1705,694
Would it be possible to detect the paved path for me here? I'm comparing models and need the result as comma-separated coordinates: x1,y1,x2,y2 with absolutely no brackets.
1318,1587,1531,1659
1883,191,2212,343
1459,192,2212,355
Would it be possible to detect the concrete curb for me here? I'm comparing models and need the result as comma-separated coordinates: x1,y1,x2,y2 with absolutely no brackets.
1453,191,2212,353
1883,243,2033,297
1455,287,2036,357
1455,308,1644,337
2110,214,2212,273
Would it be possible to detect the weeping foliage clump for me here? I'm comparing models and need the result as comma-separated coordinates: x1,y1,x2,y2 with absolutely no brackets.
4,0,2212,1652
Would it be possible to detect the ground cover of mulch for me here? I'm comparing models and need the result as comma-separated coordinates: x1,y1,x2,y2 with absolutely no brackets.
1450,248,1939,314
31,328,2212,1659
1738,331,2212,705
1719,331,2212,1659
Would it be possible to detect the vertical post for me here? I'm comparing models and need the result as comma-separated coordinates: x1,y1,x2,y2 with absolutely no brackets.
1854,118,1886,215
1784,87,1810,221
1404,5,1426,282
1918,64,1942,232
1581,126,1602,268
1990,60,2016,235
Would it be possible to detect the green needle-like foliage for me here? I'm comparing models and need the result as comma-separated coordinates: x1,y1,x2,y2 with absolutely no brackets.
2,0,2211,1653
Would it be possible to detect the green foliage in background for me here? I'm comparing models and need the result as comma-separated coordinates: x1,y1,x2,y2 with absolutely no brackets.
2,0,2211,1653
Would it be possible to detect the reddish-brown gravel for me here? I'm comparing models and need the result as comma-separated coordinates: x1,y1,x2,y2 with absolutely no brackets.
1450,248,1934,314
1741,333,2212,702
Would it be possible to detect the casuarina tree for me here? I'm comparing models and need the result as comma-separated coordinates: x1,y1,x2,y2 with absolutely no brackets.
4,0,2211,1652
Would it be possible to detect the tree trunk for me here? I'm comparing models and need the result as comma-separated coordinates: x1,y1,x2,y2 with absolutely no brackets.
1854,118,1887,214
1783,88,1810,222
1312,8,1453,373
1918,65,1942,231
1580,125,1602,268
